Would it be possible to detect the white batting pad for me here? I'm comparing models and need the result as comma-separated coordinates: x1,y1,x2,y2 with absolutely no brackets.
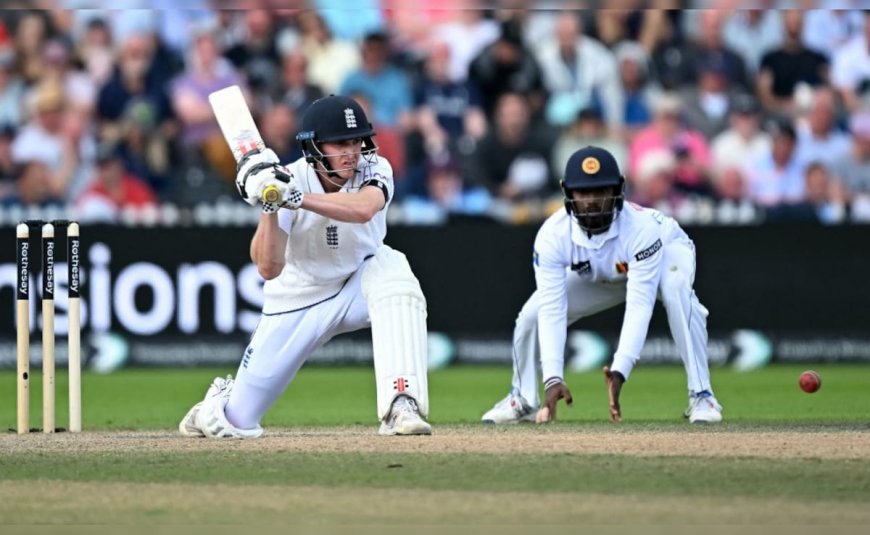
362,245,429,419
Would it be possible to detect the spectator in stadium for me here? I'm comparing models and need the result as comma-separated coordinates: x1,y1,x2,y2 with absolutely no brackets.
97,30,174,142
399,153,492,223
722,8,783,74
494,4,558,55
765,161,847,224
110,11,185,86
0,123,16,196
339,31,414,132
170,22,243,179
257,101,302,164
468,18,545,119
589,8,671,54
803,8,864,61
757,10,829,117
11,11,51,86
75,141,157,223
652,10,749,92
277,50,323,117
794,86,851,168
711,166,748,203
679,55,746,140
536,12,623,132
72,16,114,87
117,98,172,197
348,91,405,181
39,37,97,113
431,4,500,83
0,46,25,128
806,161,848,224
744,119,805,208
213,10,247,53
614,41,656,137
629,92,712,197
628,148,685,216
223,9,281,101
827,108,870,221
552,106,627,178
11,81,82,200
2,160,64,207
468,91,557,201
313,0,384,42
830,10,870,112
402,39,487,199
412,39,487,160
710,94,771,175
296,10,360,95
695,10,752,91
384,0,462,59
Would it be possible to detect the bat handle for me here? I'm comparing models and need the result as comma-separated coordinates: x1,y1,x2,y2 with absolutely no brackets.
262,185,281,204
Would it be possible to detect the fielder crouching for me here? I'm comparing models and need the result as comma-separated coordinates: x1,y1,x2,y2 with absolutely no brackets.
482,146,723,425
179,95,431,438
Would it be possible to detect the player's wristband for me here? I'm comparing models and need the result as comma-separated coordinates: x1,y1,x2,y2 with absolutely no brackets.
261,202,279,214
285,189,303,209
544,376,564,390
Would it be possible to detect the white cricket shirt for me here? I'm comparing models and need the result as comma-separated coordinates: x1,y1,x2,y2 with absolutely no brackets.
533,203,685,381
262,156,394,314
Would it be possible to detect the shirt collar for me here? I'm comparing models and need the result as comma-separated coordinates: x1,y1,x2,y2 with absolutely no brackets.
570,213,621,250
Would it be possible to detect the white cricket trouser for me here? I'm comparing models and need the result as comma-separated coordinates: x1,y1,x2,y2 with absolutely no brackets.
225,266,371,429
511,238,712,407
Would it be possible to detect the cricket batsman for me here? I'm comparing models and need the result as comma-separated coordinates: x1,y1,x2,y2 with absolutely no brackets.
180,95,431,437
481,146,723,424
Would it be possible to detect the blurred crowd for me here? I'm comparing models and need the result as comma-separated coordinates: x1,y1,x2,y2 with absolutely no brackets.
1,1,870,226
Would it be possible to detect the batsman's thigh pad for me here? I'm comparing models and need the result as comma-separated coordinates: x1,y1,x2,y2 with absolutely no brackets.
362,245,429,419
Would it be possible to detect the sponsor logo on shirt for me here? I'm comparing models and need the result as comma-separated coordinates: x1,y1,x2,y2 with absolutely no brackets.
571,260,591,275
634,239,662,262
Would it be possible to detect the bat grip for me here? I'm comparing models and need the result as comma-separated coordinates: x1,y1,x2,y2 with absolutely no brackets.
262,185,281,203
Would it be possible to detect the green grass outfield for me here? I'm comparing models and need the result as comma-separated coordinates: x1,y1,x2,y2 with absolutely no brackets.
1,364,869,528
2,364,867,428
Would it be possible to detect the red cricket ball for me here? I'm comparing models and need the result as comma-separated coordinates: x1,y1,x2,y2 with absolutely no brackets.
799,370,822,394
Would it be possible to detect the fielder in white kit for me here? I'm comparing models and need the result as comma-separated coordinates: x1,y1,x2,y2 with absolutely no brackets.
180,95,432,438
482,146,723,424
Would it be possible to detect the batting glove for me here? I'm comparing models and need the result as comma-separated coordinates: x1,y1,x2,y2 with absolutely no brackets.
235,148,285,206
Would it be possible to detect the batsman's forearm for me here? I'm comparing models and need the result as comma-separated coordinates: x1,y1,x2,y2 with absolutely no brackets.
250,213,286,280
301,191,382,223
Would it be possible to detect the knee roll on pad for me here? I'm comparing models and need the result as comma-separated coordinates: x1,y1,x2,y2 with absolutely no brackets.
362,245,429,420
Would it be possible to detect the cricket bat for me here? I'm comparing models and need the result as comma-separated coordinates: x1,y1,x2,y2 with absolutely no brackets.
208,85,281,203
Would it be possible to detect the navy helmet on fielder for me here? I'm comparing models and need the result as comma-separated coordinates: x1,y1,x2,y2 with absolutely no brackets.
296,95,378,175
561,146,626,234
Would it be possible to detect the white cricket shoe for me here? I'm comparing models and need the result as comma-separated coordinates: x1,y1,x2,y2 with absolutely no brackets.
481,392,536,424
378,395,432,436
685,391,723,424
178,375,235,437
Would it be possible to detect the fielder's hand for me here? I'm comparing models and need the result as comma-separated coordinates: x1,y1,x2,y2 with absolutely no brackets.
536,377,573,424
603,366,624,422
